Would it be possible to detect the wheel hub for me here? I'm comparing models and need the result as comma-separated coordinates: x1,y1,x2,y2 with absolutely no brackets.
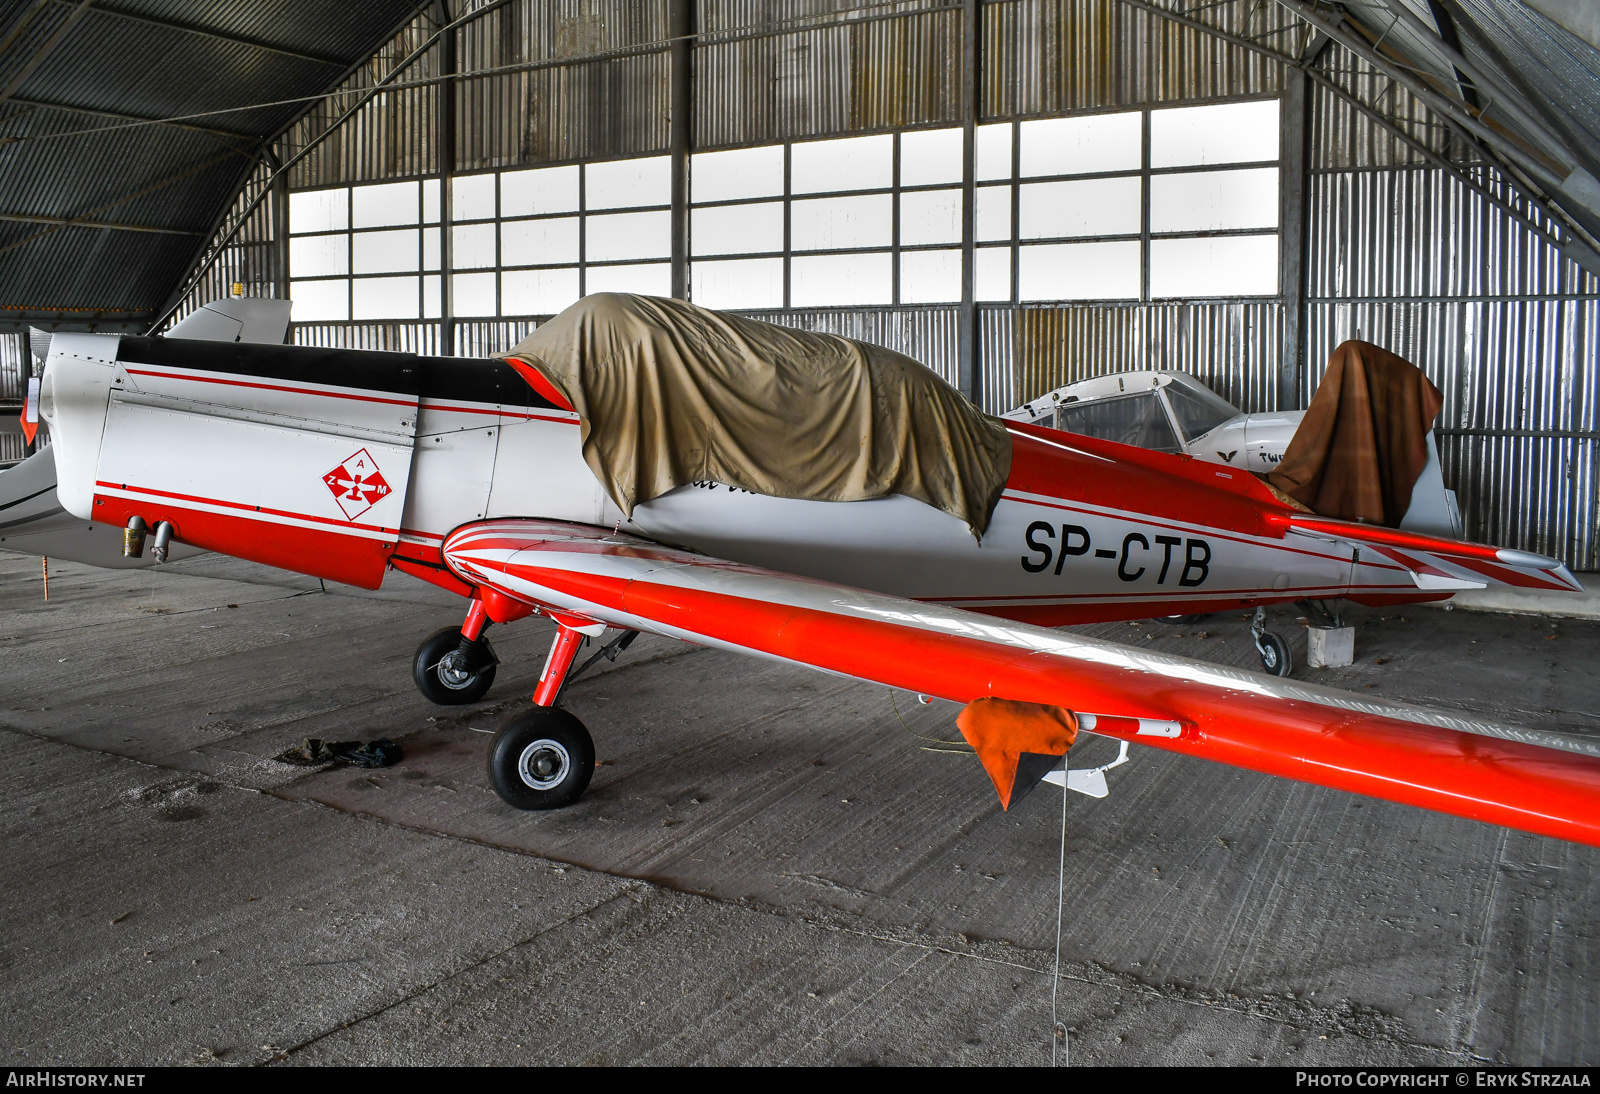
437,649,474,689
517,738,571,790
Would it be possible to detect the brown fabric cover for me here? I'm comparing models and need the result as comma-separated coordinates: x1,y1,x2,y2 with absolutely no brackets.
1257,477,1314,513
506,294,1013,535
956,697,1079,810
1267,340,1444,526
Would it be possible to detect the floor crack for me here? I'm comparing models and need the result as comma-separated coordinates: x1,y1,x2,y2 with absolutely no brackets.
266,886,643,1064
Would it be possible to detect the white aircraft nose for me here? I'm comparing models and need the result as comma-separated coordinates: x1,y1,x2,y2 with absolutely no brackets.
36,333,122,521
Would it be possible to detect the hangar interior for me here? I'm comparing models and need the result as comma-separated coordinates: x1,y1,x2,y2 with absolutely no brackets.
3,0,1600,1069
6,0,1600,564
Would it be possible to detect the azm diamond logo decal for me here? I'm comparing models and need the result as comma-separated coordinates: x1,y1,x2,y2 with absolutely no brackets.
323,448,392,521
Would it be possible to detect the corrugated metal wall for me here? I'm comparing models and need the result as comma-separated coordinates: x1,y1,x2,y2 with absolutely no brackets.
282,14,443,188
168,161,282,324
458,1,670,168
0,331,26,403
747,305,961,386
165,3,1600,568
981,0,1289,118
1305,44,1600,568
1004,302,1283,413
696,3,962,147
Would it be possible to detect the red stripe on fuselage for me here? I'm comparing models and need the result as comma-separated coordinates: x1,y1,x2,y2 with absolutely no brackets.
124,368,417,408
94,493,392,588
96,481,396,536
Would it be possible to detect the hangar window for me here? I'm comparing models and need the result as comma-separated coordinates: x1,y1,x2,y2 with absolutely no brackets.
288,99,1278,322
682,101,1277,311
688,128,968,310
1001,98,1280,302
288,181,441,322
469,155,671,317
290,159,670,321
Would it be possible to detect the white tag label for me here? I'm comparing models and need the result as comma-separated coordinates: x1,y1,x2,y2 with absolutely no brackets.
24,376,39,423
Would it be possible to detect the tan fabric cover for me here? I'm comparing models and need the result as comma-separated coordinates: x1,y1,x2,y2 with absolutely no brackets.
1267,340,1444,527
506,294,1013,535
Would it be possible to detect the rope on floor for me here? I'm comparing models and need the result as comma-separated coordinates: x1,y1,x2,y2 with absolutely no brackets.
1051,749,1070,1067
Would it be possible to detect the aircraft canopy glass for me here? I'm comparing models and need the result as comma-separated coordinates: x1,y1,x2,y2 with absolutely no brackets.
1054,392,1181,453
1164,378,1241,441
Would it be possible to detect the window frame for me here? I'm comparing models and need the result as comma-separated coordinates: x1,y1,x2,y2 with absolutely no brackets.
288,181,441,323
996,99,1281,304
689,129,972,310
285,97,1282,320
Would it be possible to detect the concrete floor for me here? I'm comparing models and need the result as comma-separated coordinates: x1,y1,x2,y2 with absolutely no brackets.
1,549,1596,1066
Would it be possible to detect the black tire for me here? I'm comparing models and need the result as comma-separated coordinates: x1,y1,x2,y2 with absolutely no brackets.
1155,614,1207,625
487,707,595,810
1258,631,1293,677
413,627,497,705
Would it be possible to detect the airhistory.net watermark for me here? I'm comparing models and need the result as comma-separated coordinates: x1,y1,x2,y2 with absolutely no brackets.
5,1075,145,1088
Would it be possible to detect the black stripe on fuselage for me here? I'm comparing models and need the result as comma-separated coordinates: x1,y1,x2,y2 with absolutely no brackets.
114,336,557,409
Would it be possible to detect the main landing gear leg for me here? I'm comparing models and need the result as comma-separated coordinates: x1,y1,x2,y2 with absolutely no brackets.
487,621,597,810
413,598,498,705
1251,606,1293,678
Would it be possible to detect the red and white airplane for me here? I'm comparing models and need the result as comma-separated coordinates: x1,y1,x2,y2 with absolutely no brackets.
33,306,1600,846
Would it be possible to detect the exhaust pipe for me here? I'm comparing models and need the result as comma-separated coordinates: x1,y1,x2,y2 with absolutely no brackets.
151,521,174,564
123,516,147,558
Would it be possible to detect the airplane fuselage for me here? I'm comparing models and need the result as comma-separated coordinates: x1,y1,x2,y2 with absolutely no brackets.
36,332,1465,624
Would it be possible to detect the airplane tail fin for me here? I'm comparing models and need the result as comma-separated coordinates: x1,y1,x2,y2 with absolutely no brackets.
1274,513,1583,594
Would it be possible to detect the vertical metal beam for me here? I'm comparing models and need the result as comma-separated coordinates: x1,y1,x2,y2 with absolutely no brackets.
438,0,457,354
1008,119,1019,308
957,0,979,405
782,144,791,309
1278,65,1310,411
268,147,290,306
578,163,587,299
669,0,693,301
891,133,901,305
1140,110,1151,306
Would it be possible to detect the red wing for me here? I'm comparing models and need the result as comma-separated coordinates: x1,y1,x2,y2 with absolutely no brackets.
443,519,1600,847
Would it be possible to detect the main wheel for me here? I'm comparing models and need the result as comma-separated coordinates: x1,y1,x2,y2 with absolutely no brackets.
487,707,595,810
413,627,497,705
1257,631,1293,677
1156,614,1207,625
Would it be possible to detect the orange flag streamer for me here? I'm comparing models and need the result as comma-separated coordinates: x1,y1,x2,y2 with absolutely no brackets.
956,697,1079,809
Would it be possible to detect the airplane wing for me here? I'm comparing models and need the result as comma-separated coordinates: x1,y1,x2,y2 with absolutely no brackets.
442,519,1600,848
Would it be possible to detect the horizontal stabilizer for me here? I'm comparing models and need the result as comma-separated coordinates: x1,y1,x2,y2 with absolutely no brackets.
1277,513,1582,594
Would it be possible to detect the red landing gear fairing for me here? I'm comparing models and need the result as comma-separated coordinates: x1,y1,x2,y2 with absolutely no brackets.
35,330,1600,845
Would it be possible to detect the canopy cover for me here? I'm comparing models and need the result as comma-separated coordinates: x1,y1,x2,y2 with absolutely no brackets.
506,294,1013,535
